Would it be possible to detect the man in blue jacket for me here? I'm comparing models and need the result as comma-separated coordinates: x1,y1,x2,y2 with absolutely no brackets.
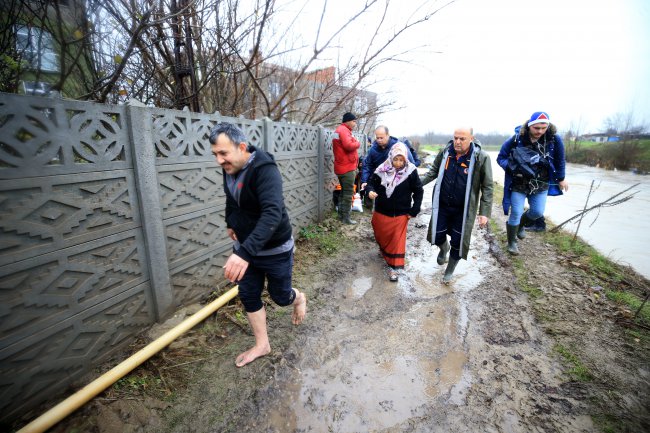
496,112,568,254
360,125,418,190
210,122,307,367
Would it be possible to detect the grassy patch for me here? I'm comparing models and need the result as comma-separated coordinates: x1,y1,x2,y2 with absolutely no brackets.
553,344,593,381
543,229,623,281
114,372,164,395
592,414,624,433
606,290,650,322
625,328,650,345
419,144,445,154
566,139,650,171
512,258,543,298
298,220,343,255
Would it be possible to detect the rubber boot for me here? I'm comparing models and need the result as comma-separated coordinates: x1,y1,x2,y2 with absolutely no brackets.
437,240,450,265
506,223,520,255
517,211,532,240
442,258,459,284
340,212,357,225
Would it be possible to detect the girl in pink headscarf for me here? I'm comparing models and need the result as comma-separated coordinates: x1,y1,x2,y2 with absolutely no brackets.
366,142,424,281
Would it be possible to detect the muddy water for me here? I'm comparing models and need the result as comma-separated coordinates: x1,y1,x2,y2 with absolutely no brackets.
487,152,650,278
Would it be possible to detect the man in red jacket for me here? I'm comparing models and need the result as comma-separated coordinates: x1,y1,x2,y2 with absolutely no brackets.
333,112,361,224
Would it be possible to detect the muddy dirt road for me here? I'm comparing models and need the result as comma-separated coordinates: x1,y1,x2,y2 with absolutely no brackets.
36,183,649,433
226,204,595,432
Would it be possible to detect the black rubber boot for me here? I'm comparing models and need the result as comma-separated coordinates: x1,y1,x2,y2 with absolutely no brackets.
437,241,450,265
506,223,520,255
517,211,532,239
442,258,459,284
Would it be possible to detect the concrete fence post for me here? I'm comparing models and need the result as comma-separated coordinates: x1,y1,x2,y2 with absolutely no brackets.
263,117,273,152
318,125,326,221
127,105,174,320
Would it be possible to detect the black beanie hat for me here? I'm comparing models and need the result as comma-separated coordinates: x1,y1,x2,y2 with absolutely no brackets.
342,112,357,123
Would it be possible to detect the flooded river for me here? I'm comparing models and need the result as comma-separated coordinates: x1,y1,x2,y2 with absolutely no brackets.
488,152,650,279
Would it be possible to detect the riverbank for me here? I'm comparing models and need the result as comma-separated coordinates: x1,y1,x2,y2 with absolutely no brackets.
420,139,650,173
566,139,650,173
10,201,650,433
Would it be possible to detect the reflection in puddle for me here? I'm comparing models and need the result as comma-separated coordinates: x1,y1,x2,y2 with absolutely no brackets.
348,276,372,298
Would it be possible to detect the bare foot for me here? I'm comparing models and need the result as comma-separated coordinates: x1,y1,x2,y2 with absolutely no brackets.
292,290,307,325
235,344,271,368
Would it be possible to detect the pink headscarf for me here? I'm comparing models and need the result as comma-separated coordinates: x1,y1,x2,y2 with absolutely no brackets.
374,142,416,198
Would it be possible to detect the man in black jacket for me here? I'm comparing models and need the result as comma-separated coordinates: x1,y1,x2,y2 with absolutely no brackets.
210,122,307,367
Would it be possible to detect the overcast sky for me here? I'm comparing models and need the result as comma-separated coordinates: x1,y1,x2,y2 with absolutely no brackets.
280,0,650,136
375,0,650,136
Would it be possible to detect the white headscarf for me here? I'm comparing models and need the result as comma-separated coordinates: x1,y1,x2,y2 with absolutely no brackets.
374,142,416,198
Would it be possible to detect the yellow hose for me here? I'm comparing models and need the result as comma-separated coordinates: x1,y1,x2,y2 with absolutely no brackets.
17,286,239,433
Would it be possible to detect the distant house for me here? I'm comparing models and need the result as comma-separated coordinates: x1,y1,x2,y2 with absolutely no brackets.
302,66,378,132
581,133,617,143
239,61,378,131
580,132,650,143
2,0,94,97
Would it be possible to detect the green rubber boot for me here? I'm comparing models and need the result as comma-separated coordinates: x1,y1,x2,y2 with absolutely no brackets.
442,258,459,284
437,241,450,265
506,223,520,255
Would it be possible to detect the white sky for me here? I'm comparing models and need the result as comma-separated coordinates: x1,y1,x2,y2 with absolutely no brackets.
277,0,650,136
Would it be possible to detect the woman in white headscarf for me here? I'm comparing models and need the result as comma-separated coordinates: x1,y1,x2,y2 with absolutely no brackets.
366,142,424,281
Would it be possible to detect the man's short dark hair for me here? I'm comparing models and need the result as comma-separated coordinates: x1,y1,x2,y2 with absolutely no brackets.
209,122,247,146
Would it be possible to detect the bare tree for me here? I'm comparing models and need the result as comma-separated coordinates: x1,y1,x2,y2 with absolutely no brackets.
600,110,649,170
602,111,648,137
564,116,586,155
2,0,451,126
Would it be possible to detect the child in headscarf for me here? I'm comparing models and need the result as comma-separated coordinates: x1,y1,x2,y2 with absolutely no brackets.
366,142,424,281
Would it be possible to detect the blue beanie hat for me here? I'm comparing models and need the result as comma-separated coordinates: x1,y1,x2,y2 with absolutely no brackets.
528,111,550,127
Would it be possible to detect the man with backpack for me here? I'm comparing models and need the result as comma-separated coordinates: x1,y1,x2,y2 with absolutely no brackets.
497,112,569,255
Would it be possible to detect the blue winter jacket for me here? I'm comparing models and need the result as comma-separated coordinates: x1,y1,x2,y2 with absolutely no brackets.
496,123,566,215
361,136,416,184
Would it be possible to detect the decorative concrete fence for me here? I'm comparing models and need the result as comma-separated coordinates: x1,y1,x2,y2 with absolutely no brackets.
0,92,366,422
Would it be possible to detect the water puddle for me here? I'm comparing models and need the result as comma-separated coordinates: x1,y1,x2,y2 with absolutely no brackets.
347,276,372,298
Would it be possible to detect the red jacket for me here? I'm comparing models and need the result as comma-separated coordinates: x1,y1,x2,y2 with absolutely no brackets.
332,123,360,175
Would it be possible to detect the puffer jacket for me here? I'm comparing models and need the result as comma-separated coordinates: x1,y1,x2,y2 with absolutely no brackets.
496,123,566,215
333,123,360,175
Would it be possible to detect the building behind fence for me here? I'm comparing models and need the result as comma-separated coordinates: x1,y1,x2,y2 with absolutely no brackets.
0,92,366,422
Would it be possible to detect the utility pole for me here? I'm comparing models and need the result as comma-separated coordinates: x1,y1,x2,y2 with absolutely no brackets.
170,0,199,111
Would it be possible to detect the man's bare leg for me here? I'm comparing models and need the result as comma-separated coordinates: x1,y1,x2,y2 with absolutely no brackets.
235,307,271,367
292,288,307,325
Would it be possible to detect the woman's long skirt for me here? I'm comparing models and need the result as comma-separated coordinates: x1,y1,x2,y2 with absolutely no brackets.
371,212,409,269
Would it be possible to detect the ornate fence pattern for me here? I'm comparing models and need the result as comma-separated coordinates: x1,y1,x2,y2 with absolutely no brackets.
0,93,365,422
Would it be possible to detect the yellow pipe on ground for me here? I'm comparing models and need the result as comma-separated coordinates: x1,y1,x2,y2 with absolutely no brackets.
17,286,239,433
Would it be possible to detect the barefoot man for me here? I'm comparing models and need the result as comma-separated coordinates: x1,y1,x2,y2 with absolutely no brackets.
210,122,307,367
